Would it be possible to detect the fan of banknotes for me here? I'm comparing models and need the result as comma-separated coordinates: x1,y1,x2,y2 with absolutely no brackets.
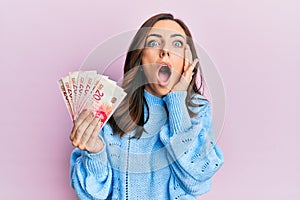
58,70,127,128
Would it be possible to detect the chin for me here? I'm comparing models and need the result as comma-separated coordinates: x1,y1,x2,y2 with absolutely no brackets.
145,84,171,97
158,89,170,97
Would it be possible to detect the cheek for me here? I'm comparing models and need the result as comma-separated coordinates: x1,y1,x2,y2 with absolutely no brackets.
142,49,159,81
170,48,184,58
172,56,184,73
142,49,158,64
169,48,184,69
142,66,156,83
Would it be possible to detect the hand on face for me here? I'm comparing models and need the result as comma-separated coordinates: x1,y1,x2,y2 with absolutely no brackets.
70,109,104,153
142,20,200,97
171,45,199,92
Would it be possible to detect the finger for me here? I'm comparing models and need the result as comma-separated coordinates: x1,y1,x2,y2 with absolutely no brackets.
70,109,90,140
85,120,103,152
72,112,95,146
184,46,189,72
78,117,100,149
188,45,193,65
184,58,199,81
189,58,199,72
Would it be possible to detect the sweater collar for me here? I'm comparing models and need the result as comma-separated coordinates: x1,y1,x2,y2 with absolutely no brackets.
143,89,165,107
122,89,167,139
142,89,167,137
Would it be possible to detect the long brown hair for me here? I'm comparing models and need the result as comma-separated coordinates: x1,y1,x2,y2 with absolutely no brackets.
109,13,205,138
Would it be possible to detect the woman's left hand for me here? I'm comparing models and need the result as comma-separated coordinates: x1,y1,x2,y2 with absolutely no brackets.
171,45,199,92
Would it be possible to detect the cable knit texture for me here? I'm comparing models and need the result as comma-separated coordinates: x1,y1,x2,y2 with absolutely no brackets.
70,90,224,200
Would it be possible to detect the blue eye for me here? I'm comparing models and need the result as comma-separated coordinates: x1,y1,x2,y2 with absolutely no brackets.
173,40,183,47
147,40,159,47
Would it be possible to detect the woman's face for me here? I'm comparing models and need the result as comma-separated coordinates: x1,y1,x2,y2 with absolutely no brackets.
141,20,187,97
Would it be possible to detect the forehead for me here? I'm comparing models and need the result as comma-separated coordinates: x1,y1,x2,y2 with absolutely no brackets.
148,20,186,37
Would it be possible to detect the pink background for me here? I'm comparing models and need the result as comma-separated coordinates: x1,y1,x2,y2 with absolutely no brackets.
1,0,299,199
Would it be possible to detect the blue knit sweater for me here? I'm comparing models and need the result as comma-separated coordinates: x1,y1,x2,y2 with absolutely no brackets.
70,90,224,200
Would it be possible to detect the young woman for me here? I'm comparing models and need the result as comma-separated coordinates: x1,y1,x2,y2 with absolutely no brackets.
69,13,224,200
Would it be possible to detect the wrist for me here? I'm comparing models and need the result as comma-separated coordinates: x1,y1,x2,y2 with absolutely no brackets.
163,91,192,133
89,138,105,153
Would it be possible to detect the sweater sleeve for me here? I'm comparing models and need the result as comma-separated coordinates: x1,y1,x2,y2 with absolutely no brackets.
159,91,224,196
70,129,113,200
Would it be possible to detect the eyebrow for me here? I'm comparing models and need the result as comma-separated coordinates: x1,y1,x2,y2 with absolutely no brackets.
170,33,185,39
146,33,162,38
146,33,185,39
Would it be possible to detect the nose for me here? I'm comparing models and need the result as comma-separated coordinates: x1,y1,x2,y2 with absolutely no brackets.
159,46,170,58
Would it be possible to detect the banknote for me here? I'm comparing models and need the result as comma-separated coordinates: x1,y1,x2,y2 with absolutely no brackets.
58,71,127,128
76,71,97,118
58,79,73,120
69,71,79,118
85,75,127,128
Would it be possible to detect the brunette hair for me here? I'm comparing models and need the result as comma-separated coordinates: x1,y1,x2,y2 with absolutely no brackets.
109,13,205,138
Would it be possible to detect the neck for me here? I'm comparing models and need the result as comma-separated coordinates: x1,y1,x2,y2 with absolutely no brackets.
144,85,169,98
144,89,165,107
142,89,168,137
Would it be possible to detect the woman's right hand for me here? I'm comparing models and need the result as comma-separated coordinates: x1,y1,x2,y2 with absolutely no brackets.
70,109,104,153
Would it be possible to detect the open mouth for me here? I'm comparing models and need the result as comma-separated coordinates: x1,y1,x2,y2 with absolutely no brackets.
157,63,171,85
